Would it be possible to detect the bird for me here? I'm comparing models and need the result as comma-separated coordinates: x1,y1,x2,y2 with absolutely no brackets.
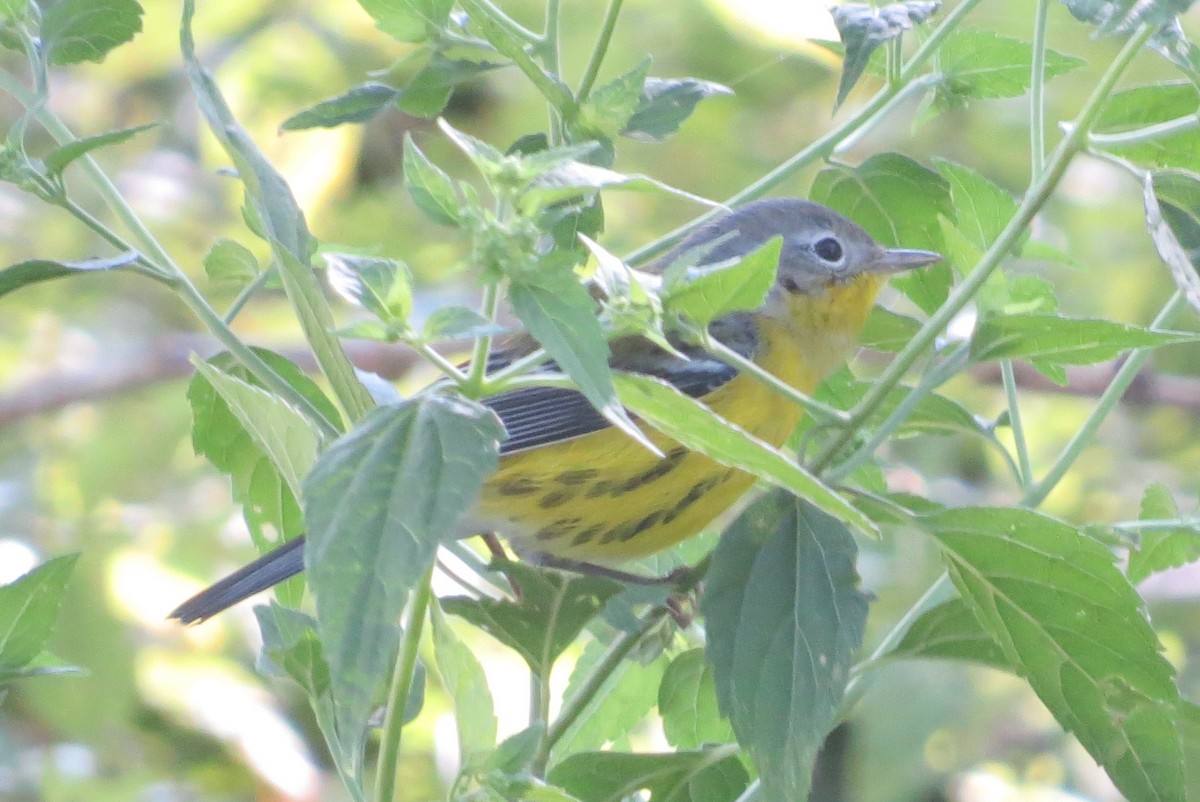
170,198,940,623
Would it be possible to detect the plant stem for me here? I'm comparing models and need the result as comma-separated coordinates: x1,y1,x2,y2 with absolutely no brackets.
1025,291,1186,507
458,0,571,111
624,0,985,266
574,0,625,106
1088,114,1200,146
479,347,549,393
810,26,1155,474
1029,0,1050,180
1001,360,1033,485
374,563,435,802
224,265,275,324
466,281,502,394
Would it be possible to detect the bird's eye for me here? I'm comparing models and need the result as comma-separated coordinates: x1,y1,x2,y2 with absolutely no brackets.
813,236,844,263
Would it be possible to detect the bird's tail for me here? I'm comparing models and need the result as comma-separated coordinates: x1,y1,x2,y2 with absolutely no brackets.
169,536,306,624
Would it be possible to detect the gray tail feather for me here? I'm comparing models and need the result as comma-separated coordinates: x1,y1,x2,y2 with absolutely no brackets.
169,536,306,624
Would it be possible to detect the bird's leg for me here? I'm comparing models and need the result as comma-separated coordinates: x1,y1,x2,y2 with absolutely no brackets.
531,553,690,586
479,532,523,598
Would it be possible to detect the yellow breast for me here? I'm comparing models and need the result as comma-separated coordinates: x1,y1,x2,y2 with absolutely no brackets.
474,276,882,563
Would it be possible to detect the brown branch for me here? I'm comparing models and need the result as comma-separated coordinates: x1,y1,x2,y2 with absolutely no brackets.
1,336,1198,429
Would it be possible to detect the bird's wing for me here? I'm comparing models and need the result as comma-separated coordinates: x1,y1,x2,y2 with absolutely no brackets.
488,315,758,454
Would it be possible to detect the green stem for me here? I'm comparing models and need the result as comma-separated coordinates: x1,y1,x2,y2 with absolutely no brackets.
374,563,435,802
224,265,275,323
0,69,344,439
1029,0,1050,180
1025,291,1187,507
458,0,570,111
461,0,542,43
574,0,625,107
479,347,549,393
466,281,502,393
1001,360,1033,485
1088,114,1200,146
810,26,1154,474
624,0,983,266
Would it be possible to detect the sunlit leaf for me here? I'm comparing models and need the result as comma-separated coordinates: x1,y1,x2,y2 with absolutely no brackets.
0,555,79,671
1094,81,1200,173
925,506,1186,802
325,253,413,326
41,0,142,64
548,750,749,802
934,28,1085,108
658,648,736,749
661,238,780,327
203,239,259,289
891,598,1010,670
403,133,461,227
1126,483,1200,584
971,313,1199,366
356,0,452,43
431,601,497,761
44,122,160,175
0,252,140,299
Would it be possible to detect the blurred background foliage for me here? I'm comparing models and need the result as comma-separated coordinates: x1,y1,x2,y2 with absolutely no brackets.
1,0,1199,800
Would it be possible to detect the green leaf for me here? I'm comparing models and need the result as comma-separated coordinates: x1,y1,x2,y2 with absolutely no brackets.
0,252,140,299
614,373,878,538
1095,81,1200,173
934,158,1017,256
431,601,497,762
622,77,732,142
1126,483,1200,584
970,313,1199,366
1146,170,1200,314
190,360,323,501
554,637,667,755
548,750,750,802
519,162,712,214
658,648,735,749
703,491,869,802
256,604,331,697
860,307,921,352
280,83,398,131
661,238,780,327
43,122,160,175
484,724,544,774
441,562,621,674
403,133,461,227
203,239,259,289
0,555,79,671
1,0,28,23
924,506,1186,802
438,118,507,174
510,271,652,452
325,253,413,326
581,57,650,136
831,1,941,107
891,598,1011,670
41,0,142,65
188,349,337,556
809,152,953,314
356,0,452,43
396,54,505,118
303,395,501,771
934,28,1085,106
422,306,508,340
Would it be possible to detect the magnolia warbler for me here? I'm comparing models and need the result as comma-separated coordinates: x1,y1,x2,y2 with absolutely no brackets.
171,198,939,623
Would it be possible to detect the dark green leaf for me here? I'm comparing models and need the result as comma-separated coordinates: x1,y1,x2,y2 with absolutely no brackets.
403,133,461,226
1058,0,1194,37
44,122,160,175
548,750,749,802
662,238,780,327
924,506,1185,802
703,491,869,802
1126,483,1200,584
484,723,544,774
934,28,1085,106
970,313,1199,365
304,395,501,770
441,561,621,673
41,0,142,64
614,373,877,537
831,2,941,107
325,253,413,325
0,252,139,299
935,158,1017,255
891,598,1011,670
356,0,452,43
256,604,331,697
0,555,79,671
1146,170,1200,313
397,54,505,118
280,83,398,131
622,77,732,142
658,648,735,749
203,239,259,289
431,601,496,761
510,271,651,450
809,152,953,313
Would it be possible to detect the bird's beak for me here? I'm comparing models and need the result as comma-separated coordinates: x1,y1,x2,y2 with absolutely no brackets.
873,248,942,273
